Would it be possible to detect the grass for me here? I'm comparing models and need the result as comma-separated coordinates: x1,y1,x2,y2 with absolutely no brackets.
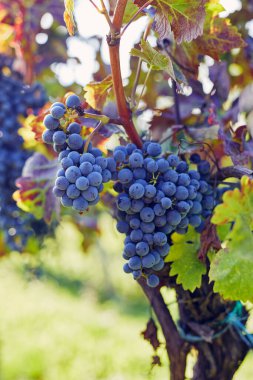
0,215,252,379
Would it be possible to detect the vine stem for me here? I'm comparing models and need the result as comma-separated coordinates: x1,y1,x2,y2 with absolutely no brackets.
138,278,189,380
121,0,153,36
107,0,142,147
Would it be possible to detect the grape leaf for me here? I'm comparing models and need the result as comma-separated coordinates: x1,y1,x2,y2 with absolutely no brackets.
152,6,172,40
196,16,246,61
172,3,245,76
209,219,253,303
155,0,207,44
84,75,113,111
211,176,253,226
165,227,206,291
131,39,176,80
64,0,76,36
14,153,60,223
123,1,140,24
209,176,253,302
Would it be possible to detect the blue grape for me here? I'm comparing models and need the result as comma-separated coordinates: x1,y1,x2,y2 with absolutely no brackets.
130,229,143,242
43,114,59,130
129,218,141,229
53,131,67,145
66,94,81,108
129,152,144,168
175,186,189,200
128,256,142,270
144,184,156,198
55,176,69,190
87,172,102,187
82,186,99,202
42,129,54,144
80,162,93,176
167,155,179,167
68,134,83,150
147,142,162,157
140,222,155,233
147,274,160,287
153,232,167,246
72,196,88,212
140,207,155,222
129,183,145,199
136,241,149,256
68,151,80,165
51,105,65,119
65,166,81,183
118,168,133,184
67,122,81,134
167,210,182,226
123,263,132,274
161,197,172,209
76,177,89,191
124,243,136,257
66,184,80,199
142,253,155,268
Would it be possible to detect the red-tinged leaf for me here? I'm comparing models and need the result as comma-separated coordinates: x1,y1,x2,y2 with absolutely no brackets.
152,6,172,41
141,318,160,351
84,75,113,111
154,0,207,44
198,218,221,262
196,16,246,61
14,153,60,224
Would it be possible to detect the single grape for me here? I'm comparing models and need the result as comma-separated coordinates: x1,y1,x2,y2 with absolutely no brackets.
66,94,81,108
147,274,160,287
51,105,65,119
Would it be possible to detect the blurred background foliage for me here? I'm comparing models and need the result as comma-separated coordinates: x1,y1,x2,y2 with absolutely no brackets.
0,216,253,379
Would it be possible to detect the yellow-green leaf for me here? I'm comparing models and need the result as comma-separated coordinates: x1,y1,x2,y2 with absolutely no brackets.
210,218,253,302
131,39,176,80
212,176,253,226
123,1,140,24
84,75,113,111
165,226,206,291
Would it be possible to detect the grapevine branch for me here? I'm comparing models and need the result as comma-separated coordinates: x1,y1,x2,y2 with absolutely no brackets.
139,278,189,380
107,0,142,147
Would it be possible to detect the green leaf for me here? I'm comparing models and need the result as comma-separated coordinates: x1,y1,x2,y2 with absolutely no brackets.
210,176,253,302
84,75,113,111
123,1,140,24
165,227,206,291
131,39,176,80
209,218,253,302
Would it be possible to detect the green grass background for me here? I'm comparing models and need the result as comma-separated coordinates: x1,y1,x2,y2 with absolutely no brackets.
0,215,252,379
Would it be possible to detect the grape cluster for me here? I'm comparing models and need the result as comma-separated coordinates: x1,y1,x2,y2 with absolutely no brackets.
113,142,215,287
0,65,48,250
42,95,117,212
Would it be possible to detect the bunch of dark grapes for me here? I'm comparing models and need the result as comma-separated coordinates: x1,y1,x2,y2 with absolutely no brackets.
0,60,48,250
113,142,215,287
42,94,117,212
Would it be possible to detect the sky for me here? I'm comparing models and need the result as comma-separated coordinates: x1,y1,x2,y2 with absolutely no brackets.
52,0,244,87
